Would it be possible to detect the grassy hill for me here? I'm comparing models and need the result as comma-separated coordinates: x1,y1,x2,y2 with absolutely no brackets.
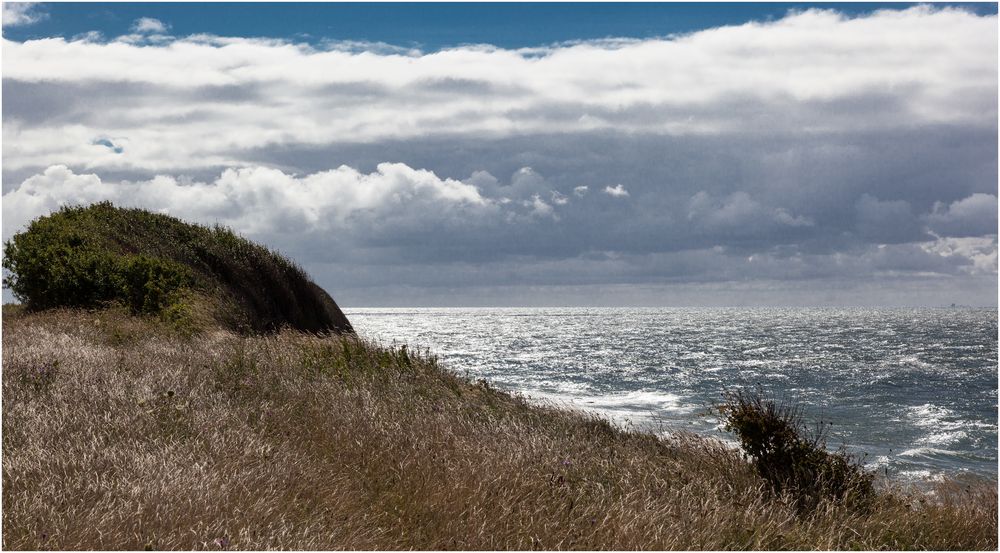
1,206,996,549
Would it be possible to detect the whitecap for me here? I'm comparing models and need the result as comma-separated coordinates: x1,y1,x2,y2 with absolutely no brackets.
916,430,969,446
898,446,952,459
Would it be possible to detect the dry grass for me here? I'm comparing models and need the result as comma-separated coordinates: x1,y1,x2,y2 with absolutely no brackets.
3,307,996,550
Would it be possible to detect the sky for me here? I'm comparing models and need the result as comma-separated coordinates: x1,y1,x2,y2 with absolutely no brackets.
2,2,998,307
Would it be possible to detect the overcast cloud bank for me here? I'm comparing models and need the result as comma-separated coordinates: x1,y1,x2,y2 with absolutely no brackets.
2,6,996,305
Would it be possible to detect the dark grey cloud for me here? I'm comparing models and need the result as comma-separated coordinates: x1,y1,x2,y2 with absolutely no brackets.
412,77,527,96
854,195,928,244
2,79,269,127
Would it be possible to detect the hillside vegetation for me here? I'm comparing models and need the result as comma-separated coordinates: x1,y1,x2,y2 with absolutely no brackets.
2,203,351,334
2,206,996,550
2,307,996,550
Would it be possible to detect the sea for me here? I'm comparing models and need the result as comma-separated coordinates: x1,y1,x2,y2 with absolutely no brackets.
344,307,998,482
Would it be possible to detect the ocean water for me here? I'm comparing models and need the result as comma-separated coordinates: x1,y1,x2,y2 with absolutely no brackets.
344,307,998,481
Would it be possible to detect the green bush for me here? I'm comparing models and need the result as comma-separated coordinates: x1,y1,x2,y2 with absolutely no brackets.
2,221,119,310
117,255,193,314
3,209,192,315
719,388,875,513
3,202,353,334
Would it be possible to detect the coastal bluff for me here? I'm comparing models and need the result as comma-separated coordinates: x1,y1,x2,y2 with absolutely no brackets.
2,202,352,335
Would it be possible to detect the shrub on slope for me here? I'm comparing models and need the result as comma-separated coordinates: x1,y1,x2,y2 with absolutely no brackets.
719,388,875,513
2,202,352,334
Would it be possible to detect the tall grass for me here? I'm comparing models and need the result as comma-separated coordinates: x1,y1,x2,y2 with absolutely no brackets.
3,307,996,550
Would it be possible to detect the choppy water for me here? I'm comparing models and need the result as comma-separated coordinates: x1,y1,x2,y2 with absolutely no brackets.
344,308,998,481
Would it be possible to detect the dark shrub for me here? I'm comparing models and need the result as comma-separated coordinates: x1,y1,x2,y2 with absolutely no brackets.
719,388,874,513
3,202,352,334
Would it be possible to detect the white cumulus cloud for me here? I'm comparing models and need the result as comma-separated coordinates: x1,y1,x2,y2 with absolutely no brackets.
2,163,492,239
2,2,45,27
131,17,168,34
603,184,630,198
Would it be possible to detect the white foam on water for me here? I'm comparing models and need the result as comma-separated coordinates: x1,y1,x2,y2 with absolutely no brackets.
917,430,969,446
866,455,892,471
908,403,957,428
536,379,592,396
738,359,773,367
898,469,934,480
894,354,936,370
898,446,952,459
906,403,989,449
522,388,698,424
743,346,770,354
592,390,691,410
896,469,950,484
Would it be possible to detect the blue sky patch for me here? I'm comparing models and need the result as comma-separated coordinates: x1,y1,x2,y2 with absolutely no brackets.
92,138,123,154
4,2,996,49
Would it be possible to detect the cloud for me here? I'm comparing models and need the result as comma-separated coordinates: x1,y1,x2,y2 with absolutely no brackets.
921,235,998,275
688,191,813,237
2,2,45,27
1,163,495,240
2,6,997,306
854,194,928,244
602,184,630,198
4,160,996,305
6,161,995,268
526,194,555,218
2,7,995,174
131,17,168,34
10,161,575,245
925,193,998,237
